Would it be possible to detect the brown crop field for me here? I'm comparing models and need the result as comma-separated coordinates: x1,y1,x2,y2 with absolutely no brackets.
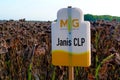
0,19,120,80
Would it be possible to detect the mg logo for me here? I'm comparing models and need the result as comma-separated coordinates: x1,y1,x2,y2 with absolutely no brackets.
60,19,79,28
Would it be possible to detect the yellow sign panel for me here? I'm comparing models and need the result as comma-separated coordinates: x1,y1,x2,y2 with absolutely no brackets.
51,7,91,67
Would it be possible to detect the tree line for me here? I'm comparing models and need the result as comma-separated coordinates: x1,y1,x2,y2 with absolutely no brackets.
84,14,120,22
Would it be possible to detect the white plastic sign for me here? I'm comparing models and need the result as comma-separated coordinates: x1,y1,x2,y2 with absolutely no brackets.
52,7,91,67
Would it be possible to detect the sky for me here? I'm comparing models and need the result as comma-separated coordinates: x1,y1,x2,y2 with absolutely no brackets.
0,0,120,21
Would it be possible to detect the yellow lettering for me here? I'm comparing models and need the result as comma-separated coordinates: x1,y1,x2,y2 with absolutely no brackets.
72,19,79,28
60,19,79,28
60,20,68,27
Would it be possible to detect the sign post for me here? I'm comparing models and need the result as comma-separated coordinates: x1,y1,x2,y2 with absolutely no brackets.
51,6,91,80
69,66,74,80
67,6,74,80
